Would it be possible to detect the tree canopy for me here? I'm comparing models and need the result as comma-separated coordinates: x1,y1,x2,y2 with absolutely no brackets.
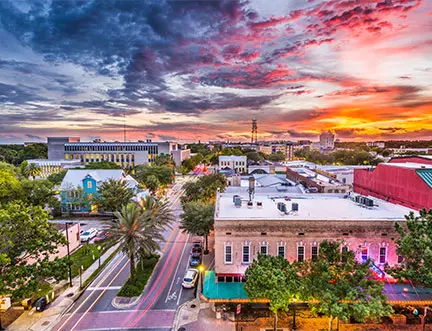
180,201,214,250
181,173,226,204
83,161,121,169
389,209,432,287
0,144,47,165
134,165,174,188
0,203,69,299
300,241,392,330
95,179,135,212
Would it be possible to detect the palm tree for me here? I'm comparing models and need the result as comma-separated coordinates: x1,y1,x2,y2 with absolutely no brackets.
110,198,174,280
24,163,41,179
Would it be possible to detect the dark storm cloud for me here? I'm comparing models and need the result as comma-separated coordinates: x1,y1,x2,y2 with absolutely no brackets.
0,83,45,104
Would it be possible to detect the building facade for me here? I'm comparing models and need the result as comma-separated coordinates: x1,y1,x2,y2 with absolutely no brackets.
60,169,141,213
286,167,350,193
48,137,180,167
172,148,191,166
354,161,432,210
258,144,294,160
219,155,247,174
319,131,335,150
213,191,414,283
27,159,82,178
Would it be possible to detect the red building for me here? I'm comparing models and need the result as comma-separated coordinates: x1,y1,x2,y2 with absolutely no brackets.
354,160,432,210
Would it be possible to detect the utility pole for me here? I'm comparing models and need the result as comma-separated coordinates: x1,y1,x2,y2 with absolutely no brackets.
123,110,126,142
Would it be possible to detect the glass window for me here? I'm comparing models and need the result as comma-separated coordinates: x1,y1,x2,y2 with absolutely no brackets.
311,246,318,261
260,245,268,256
278,245,285,258
217,276,225,282
87,181,92,189
224,245,232,264
297,246,305,262
361,248,368,262
379,247,386,264
242,245,250,264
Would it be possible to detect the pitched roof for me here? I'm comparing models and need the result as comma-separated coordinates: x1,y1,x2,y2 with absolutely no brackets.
60,169,137,190
416,169,432,189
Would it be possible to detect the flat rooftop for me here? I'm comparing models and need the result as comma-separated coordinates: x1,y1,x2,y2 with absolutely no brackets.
215,192,415,221
381,162,432,170
292,167,344,186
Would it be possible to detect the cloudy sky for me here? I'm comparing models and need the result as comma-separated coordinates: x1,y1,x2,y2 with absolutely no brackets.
0,0,431,143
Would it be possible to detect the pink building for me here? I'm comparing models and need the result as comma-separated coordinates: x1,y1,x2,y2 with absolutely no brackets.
213,191,415,283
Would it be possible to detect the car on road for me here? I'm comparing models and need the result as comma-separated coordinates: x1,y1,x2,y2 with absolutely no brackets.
189,255,201,267
94,231,111,242
80,228,98,242
191,246,202,256
182,269,199,288
34,297,47,312
192,241,202,249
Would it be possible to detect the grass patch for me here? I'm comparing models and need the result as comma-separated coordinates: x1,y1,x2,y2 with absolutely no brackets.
117,255,159,297
81,247,119,289
69,241,113,278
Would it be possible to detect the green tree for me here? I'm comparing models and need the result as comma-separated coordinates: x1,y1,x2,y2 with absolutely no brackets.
95,179,135,212
244,254,302,331
381,149,391,157
23,163,41,179
134,165,175,187
388,209,432,287
181,173,226,204
0,202,69,299
246,151,263,163
144,174,160,195
20,179,57,208
47,169,68,186
301,241,392,331
154,153,174,167
268,152,285,162
180,202,214,251
181,153,204,173
109,200,173,280
70,186,93,216
0,168,22,205
83,161,121,169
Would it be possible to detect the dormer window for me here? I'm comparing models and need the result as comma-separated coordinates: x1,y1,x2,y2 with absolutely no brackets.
87,181,92,189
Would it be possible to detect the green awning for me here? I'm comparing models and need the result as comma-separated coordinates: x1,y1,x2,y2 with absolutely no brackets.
203,271,248,301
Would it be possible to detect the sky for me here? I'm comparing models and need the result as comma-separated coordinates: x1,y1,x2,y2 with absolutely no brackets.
0,0,431,143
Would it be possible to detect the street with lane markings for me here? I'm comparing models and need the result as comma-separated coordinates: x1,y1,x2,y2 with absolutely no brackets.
53,177,198,331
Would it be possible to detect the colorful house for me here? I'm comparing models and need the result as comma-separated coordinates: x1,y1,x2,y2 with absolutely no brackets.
60,169,144,214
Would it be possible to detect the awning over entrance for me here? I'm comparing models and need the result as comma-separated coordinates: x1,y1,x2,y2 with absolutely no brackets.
202,271,250,302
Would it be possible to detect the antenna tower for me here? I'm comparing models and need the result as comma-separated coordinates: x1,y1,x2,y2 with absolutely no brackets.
251,119,258,144
123,110,126,142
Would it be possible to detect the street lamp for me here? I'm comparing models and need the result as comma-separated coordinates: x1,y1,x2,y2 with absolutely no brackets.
198,265,205,294
65,222,73,287
292,296,298,331
97,245,102,268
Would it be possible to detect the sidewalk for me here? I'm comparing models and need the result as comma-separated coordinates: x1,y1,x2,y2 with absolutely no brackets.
7,243,119,331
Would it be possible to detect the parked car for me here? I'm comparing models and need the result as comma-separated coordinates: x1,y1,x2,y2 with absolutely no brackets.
182,269,199,288
80,228,98,242
192,241,202,249
94,231,111,242
191,246,202,256
190,255,201,267
34,297,47,312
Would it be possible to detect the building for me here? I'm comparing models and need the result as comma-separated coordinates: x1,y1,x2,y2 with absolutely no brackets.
286,167,351,193
27,159,82,178
315,165,371,186
171,148,191,166
212,191,414,285
390,146,432,155
48,137,180,167
367,141,386,149
258,143,294,160
353,161,432,210
319,131,335,150
59,169,142,214
219,155,247,174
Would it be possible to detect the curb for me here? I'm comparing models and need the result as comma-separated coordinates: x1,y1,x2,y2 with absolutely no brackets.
111,250,165,310
172,300,190,331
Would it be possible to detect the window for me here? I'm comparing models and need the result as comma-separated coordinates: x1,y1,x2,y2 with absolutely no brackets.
379,247,386,264
226,276,233,283
341,246,348,263
87,181,92,189
224,245,232,264
297,246,305,262
311,246,318,261
242,245,250,264
260,244,268,256
361,248,368,262
278,245,286,258
217,276,225,282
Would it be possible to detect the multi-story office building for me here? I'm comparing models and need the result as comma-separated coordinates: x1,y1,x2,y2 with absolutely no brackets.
258,143,294,160
219,155,247,174
48,137,180,167
319,131,335,150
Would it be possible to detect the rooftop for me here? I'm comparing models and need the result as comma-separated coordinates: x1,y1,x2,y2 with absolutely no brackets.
215,191,415,221
381,162,432,170
292,167,345,186
219,155,247,161
60,169,138,190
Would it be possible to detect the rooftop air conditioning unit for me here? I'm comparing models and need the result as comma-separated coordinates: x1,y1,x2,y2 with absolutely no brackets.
292,202,299,212
234,196,242,208
277,202,286,215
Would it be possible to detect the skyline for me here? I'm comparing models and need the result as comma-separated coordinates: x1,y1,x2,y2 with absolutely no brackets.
0,0,431,143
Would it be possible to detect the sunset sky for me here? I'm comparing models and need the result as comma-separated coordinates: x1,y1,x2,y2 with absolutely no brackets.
0,0,431,143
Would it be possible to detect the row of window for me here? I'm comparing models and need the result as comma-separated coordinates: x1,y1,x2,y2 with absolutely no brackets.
224,244,389,264
220,161,246,167
64,145,159,153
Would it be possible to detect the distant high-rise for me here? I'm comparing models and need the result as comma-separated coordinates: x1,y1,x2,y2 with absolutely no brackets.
319,131,335,150
251,119,258,144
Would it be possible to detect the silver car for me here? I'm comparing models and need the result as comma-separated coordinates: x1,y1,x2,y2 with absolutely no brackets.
182,269,198,288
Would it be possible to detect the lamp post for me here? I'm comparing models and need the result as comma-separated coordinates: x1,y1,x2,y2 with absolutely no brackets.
97,245,102,268
198,265,205,295
292,297,298,331
65,222,73,287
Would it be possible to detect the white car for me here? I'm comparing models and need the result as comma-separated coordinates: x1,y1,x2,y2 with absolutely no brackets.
182,269,199,288
80,228,98,242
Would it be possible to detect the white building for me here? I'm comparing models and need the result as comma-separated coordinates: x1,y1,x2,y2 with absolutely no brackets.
27,159,82,178
319,131,335,150
218,155,247,174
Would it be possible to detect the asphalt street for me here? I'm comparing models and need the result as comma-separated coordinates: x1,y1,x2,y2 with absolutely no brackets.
52,177,198,331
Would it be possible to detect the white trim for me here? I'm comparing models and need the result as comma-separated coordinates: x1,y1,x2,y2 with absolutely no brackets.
242,243,251,264
297,245,305,262
224,243,233,264
311,245,319,260
378,246,387,264
277,244,286,258
259,243,268,256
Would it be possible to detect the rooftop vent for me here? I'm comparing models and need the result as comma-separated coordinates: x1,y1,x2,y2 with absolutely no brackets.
234,196,242,208
247,201,253,209
257,201,263,209
277,202,286,214
292,202,299,212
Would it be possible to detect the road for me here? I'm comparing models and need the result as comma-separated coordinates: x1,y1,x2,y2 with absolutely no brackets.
53,177,197,331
